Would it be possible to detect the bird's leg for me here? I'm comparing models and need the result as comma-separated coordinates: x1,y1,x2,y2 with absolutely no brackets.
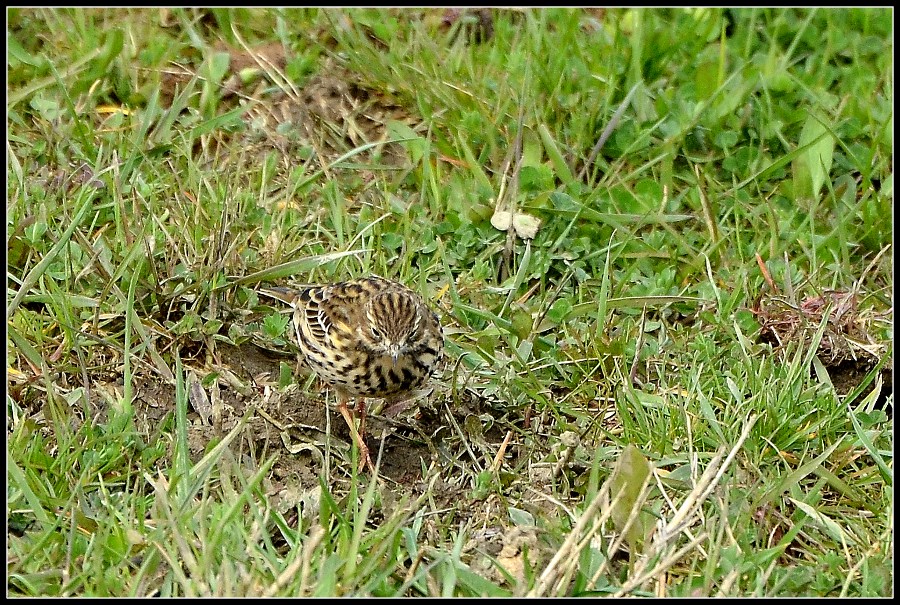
355,399,373,472
337,397,374,473
356,398,367,442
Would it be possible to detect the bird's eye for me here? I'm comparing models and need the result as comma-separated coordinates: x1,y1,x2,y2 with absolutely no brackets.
370,326,383,340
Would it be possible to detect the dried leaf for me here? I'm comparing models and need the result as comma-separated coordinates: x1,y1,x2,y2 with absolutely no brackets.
490,210,541,239
187,371,212,425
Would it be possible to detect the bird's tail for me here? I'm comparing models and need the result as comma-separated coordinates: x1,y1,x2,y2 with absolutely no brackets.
258,286,304,305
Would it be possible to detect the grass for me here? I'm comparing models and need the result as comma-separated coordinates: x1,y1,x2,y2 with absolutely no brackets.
6,7,893,597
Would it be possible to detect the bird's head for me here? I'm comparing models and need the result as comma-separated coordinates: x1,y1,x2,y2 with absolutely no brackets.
360,290,423,364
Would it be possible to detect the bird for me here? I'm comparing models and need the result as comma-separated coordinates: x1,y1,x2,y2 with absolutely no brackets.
261,276,444,472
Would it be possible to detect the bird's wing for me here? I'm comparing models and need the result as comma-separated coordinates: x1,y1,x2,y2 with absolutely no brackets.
290,286,326,352
294,285,360,353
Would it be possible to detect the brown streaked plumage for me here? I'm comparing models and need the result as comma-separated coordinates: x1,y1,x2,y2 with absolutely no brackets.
263,276,444,471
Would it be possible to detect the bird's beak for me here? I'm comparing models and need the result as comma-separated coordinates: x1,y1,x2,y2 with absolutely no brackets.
389,345,401,364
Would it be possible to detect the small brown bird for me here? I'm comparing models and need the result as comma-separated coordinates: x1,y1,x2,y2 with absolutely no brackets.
263,276,444,471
